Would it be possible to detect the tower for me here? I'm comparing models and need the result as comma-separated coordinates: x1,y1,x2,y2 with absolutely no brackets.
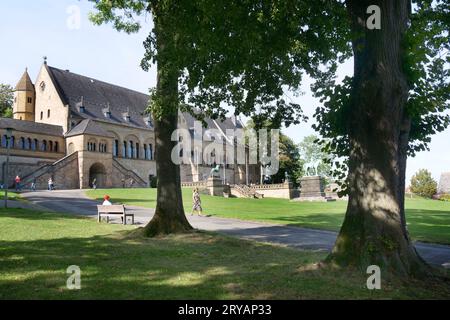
13,68,35,121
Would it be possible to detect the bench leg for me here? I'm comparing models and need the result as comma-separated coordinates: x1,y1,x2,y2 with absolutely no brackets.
98,214,101,223
123,214,126,225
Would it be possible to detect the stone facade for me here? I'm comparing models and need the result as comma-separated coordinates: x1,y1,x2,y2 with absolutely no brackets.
1,62,259,190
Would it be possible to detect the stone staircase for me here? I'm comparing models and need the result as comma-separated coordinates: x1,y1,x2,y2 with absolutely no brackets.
112,159,147,187
19,152,79,189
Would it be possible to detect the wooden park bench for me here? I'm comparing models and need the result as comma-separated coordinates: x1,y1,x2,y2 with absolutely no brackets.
97,205,134,225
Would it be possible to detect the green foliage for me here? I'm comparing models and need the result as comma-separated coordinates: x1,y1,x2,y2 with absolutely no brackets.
312,1,450,193
272,133,302,185
298,134,333,177
150,176,158,188
439,194,450,202
410,169,438,198
88,0,350,127
0,84,14,118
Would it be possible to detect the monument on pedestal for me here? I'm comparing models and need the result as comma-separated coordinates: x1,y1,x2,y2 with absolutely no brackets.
295,160,335,202
207,165,224,197
438,172,450,194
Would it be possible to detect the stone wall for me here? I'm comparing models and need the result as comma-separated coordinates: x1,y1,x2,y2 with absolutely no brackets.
0,155,54,188
34,65,70,132
251,183,294,199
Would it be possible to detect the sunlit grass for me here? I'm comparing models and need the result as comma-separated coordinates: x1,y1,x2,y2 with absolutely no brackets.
86,188,450,245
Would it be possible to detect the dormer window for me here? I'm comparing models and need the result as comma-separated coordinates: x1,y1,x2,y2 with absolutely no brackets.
123,110,131,122
76,96,86,113
143,116,153,127
103,104,112,119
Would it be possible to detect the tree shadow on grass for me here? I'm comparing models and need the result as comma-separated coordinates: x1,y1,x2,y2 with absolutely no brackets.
3,230,448,300
0,209,91,221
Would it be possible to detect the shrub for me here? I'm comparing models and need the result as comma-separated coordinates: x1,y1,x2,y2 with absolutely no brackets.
439,194,450,202
150,176,158,188
410,169,437,198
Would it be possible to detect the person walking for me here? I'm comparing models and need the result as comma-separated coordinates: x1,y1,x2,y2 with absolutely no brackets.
48,178,54,191
30,178,36,191
15,176,21,192
92,178,97,190
191,188,203,217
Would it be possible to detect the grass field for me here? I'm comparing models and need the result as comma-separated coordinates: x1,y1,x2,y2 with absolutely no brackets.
86,188,450,245
1,191,24,202
1,208,449,299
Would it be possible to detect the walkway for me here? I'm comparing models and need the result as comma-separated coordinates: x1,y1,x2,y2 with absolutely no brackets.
20,189,450,268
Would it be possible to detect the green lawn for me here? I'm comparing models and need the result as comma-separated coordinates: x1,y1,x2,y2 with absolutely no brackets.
1,208,449,299
86,188,450,245
1,191,24,202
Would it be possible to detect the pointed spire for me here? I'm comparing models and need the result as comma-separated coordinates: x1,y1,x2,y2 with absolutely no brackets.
15,68,35,91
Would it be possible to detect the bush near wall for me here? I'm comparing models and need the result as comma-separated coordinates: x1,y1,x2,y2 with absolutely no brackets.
438,194,450,202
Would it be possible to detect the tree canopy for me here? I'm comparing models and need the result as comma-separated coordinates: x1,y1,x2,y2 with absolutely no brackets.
0,84,14,118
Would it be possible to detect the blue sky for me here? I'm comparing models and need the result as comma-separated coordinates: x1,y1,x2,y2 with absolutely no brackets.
1,0,449,184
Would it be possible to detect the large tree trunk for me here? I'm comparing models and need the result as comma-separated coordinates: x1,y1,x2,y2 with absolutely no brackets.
143,14,193,237
327,0,431,277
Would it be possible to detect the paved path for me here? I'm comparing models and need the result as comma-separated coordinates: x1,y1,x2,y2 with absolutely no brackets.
21,189,450,268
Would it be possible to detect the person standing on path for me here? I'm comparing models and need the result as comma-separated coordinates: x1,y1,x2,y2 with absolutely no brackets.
191,188,203,217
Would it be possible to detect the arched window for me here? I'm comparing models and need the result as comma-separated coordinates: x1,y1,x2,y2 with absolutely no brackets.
41,140,47,152
123,141,127,158
47,109,51,118
128,141,134,158
49,141,53,152
40,111,43,120
149,144,153,160
20,137,26,150
1,135,7,148
26,138,32,150
136,143,140,159
10,136,15,149
32,139,38,151
113,140,119,157
54,141,58,152
144,145,148,160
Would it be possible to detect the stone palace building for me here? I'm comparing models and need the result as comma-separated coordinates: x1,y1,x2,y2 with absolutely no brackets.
0,61,259,190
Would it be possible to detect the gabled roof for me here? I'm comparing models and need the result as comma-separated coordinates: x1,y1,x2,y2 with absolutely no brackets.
65,119,114,138
45,64,244,133
46,65,152,129
0,118,63,137
15,69,35,91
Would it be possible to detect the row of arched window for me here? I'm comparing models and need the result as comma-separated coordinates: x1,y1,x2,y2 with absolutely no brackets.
112,139,154,160
1,135,59,153
87,139,108,153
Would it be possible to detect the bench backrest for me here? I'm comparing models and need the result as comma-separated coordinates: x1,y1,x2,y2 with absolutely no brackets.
97,205,125,213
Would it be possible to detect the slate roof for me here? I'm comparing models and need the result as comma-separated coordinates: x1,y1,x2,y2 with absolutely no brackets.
0,118,63,137
15,69,35,91
46,65,152,129
45,64,244,132
65,119,115,138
